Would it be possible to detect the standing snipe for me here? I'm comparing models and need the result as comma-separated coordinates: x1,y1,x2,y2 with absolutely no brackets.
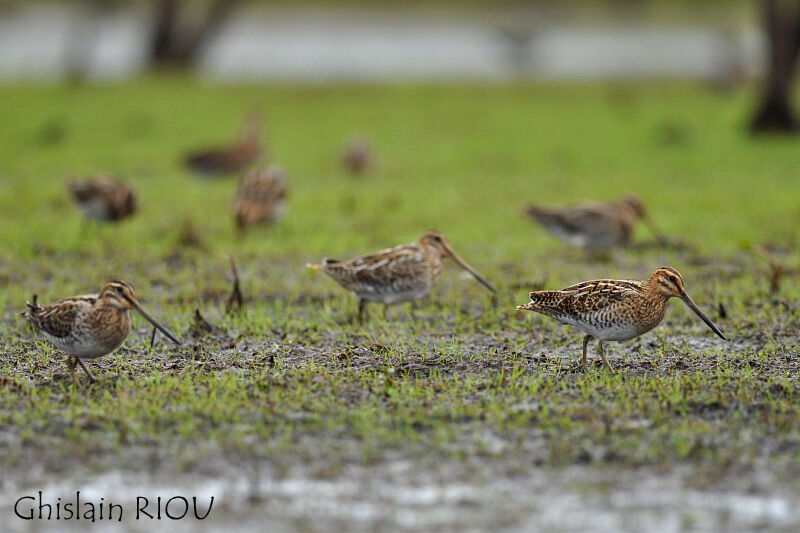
517,267,725,371
234,166,288,231
310,231,496,322
184,112,263,177
23,281,181,384
524,194,666,250
67,176,137,223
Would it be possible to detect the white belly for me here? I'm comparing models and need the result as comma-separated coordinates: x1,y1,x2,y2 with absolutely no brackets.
77,198,110,221
549,227,591,248
271,202,288,222
358,287,431,304
42,332,119,359
558,317,640,342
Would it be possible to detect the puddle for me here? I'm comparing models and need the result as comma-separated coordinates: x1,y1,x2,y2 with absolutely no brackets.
3,464,798,532
0,4,761,81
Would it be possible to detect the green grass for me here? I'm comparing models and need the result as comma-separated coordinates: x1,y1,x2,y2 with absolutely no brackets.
1,80,799,260
0,78,799,509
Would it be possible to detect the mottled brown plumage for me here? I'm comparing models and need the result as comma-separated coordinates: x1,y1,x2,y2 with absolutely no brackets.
23,281,181,384
67,176,137,223
310,231,496,322
184,114,262,177
517,267,726,371
234,167,287,230
524,194,665,250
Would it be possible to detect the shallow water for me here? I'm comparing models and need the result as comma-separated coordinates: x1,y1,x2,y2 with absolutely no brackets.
4,462,798,532
0,5,762,81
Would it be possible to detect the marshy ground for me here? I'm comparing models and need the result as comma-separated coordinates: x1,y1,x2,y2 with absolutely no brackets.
0,80,798,531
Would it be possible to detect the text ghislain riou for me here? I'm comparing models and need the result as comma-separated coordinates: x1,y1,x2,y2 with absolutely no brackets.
14,491,214,522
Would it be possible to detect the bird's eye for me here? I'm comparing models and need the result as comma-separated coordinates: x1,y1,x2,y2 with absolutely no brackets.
668,275,676,282
116,286,124,293
434,236,441,242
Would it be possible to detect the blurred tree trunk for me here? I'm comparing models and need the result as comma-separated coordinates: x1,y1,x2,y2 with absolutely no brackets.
750,0,800,133
149,0,240,68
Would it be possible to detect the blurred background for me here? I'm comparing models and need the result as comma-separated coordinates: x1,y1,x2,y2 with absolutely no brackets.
0,0,797,257
0,1,764,82
0,0,798,256
0,0,796,132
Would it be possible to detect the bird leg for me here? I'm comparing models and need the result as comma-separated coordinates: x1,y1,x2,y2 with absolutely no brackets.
357,299,367,324
581,335,591,371
75,358,96,382
382,304,389,321
66,357,79,386
596,341,614,372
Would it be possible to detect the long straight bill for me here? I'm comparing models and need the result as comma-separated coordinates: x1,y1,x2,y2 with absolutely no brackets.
641,214,673,248
681,291,726,340
444,246,497,293
131,301,182,345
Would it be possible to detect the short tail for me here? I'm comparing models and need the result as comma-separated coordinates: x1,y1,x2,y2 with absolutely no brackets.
306,259,340,274
20,294,38,317
523,204,549,222
306,258,339,270
516,291,560,313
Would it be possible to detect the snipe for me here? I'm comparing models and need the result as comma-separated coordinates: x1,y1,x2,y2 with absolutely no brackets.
524,194,666,250
184,113,262,177
341,137,373,176
517,267,725,371
67,176,137,223
234,166,288,231
23,281,181,384
310,231,496,322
